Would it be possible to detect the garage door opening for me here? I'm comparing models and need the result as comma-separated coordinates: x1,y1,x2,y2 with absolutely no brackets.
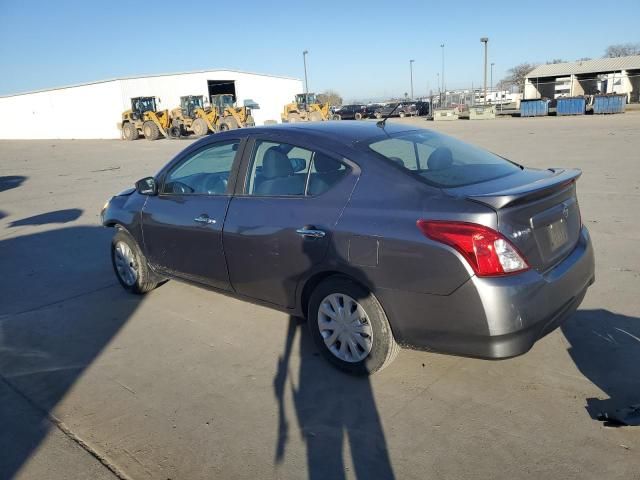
208,80,236,103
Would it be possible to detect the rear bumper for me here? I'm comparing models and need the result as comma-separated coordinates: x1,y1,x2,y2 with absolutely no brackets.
378,226,595,358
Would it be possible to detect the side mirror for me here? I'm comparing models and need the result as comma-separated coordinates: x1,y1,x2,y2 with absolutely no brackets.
136,177,157,195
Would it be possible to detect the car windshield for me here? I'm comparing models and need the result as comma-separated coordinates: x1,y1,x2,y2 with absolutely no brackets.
367,130,520,188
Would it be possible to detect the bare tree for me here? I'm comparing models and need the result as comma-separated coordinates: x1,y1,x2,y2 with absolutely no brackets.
501,62,538,92
317,90,343,106
546,59,567,64
604,43,640,57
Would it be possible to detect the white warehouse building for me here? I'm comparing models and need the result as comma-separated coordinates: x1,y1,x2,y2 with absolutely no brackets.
0,69,303,139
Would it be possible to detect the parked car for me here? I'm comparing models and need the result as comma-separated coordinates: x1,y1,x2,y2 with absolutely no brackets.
374,102,417,119
363,104,384,119
414,101,430,116
102,122,595,375
334,104,366,120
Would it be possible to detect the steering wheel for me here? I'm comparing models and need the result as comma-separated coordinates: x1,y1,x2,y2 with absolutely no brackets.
168,181,193,194
203,175,228,195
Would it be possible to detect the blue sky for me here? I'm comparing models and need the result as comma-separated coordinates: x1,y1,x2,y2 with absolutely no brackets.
1,0,638,101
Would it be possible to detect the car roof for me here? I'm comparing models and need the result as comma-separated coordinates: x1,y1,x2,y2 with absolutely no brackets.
249,121,420,145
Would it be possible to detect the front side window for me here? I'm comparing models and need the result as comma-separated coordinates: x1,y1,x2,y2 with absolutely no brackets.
162,140,239,195
246,140,348,196
367,131,520,188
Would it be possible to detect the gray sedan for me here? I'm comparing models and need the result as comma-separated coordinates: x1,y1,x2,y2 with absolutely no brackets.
101,121,595,375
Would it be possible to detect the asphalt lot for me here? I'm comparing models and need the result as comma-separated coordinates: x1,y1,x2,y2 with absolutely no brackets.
1,114,639,479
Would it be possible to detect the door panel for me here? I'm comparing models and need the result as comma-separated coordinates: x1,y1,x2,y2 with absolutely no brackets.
142,195,232,289
223,137,357,307
141,139,242,290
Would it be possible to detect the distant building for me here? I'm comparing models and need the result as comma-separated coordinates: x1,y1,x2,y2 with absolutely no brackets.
524,55,640,103
0,69,302,139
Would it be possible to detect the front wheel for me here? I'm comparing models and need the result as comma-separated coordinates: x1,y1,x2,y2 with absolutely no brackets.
308,276,399,375
111,229,160,294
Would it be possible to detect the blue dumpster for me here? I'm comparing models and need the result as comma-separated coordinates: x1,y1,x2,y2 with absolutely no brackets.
520,99,549,117
593,94,626,114
556,97,585,116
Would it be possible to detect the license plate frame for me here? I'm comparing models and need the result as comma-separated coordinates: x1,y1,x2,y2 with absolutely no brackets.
547,219,569,252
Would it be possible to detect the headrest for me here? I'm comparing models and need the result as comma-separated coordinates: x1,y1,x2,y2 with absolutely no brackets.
427,147,453,170
262,147,293,179
314,153,342,172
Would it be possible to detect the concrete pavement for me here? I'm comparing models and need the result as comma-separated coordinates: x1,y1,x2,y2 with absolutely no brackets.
1,114,639,479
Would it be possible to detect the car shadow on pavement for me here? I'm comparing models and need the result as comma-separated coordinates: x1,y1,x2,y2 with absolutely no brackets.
0,175,27,193
562,309,640,423
274,315,395,480
0,223,143,478
9,208,83,227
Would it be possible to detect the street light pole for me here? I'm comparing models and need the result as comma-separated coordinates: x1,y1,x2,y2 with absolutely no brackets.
480,37,489,105
302,50,309,104
409,59,415,100
491,62,494,95
440,44,445,100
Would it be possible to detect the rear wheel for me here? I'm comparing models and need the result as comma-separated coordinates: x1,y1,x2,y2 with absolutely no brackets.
192,118,209,136
122,122,138,141
399,111,406,118
111,229,161,294
355,112,362,120
309,111,323,122
221,117,238,130
308,276,399,375
375,112,383,119
142,121,160,141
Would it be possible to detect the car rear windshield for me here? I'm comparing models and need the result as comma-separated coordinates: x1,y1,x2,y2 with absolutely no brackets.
367,130,520,188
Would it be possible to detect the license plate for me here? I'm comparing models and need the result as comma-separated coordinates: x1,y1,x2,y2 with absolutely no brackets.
547,219,568,251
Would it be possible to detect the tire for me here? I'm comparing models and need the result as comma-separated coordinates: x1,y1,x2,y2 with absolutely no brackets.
192,118,209,136
375,112,383,119
222,117,238,130
334,114,342,121
309,111,323,122
399,111,406,118
110,228,161,294
308,276,399,375
143,121,160,141
122,122,139,141
169,126,182,138
245,115,255,127
355,112,362,120
287,113,301,123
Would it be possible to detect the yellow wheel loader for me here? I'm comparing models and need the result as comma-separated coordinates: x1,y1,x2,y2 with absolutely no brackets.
120,97,171,141
281,93,337,123
211,94,257,131
170,95,217,137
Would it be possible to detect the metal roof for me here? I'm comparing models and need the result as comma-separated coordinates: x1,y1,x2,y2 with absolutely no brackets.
0,69,301,98
526,55,640,78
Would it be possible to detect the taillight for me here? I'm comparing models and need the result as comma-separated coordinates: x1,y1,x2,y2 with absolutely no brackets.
416,220,529,277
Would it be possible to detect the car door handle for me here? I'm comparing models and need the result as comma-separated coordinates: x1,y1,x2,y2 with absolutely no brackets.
194,215,217,225
296,226,326,238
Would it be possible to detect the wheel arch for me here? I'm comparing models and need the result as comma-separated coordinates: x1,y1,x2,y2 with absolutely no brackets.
299,269,371,319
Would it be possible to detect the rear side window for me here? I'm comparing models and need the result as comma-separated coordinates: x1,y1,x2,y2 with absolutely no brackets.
368,131,520,188
246,140,349,196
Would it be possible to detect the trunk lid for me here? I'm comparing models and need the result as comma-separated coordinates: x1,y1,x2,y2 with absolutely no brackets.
446,168,582,272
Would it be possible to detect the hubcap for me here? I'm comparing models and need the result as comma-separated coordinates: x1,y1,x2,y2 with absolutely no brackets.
317,293,373,363
114,241,138,286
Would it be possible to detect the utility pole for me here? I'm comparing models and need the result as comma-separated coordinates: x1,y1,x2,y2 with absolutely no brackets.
302,50,309,104
491,62,494,95
480,37,489,105
409,59,415,99
440,44,445,99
